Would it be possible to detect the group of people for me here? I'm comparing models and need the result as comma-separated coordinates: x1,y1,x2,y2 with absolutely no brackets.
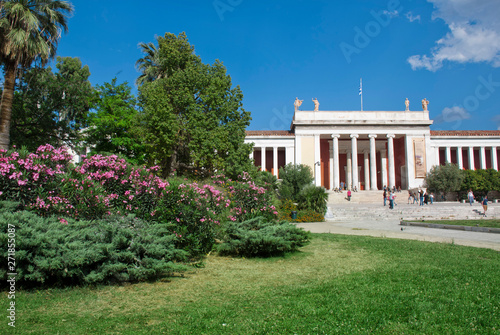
382,186,398,209
407,189,434,206
467,189,489,217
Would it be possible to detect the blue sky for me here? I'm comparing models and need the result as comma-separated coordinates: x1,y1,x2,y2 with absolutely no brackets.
55,0,500,131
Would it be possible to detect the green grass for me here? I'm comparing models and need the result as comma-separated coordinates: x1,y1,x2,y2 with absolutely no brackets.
413,219,500,229
2,234,499,334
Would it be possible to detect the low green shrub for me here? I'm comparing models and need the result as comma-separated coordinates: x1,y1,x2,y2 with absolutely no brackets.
278,163,314,201
217,217,310,257
0,208,187,287
297,184,328,214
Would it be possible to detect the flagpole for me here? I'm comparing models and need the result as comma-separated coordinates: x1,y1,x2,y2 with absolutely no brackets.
359,78,363,111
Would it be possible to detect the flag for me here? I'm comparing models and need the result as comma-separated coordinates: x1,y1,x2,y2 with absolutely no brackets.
359,79,362,95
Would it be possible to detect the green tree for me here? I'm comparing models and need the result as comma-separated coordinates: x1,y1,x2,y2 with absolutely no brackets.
138,32,253,178
0,0,73,150
278,163,314,201
10,57,93,151
424,163,464,194
86,78,147,165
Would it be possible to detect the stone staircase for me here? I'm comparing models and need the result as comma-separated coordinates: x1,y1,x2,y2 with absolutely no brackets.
326,191,498,221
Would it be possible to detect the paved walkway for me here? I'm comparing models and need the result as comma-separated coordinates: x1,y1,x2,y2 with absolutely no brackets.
296,203,500,251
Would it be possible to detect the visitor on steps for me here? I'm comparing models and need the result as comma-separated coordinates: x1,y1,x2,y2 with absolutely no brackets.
482,196,488,217
389,191,395,209
383,189,387,206
347,189,351,201
468,189,474,206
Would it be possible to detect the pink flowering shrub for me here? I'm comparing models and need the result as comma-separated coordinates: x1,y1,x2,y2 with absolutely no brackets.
0,145,72,208
213,171,279,222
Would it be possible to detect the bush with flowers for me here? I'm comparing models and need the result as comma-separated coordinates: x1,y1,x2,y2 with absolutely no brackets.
213,171,279,222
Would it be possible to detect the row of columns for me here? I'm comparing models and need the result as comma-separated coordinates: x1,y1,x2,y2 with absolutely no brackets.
441,146,498,171
251,146,294,177
328,134,396,191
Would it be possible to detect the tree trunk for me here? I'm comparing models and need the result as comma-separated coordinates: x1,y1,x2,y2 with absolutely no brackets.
0,62,17,150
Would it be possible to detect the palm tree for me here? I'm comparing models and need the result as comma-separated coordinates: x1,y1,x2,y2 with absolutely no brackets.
0,0,73,150
135,41,161,86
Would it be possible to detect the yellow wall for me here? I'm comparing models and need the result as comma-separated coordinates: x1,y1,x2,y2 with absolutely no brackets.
301,136,315,172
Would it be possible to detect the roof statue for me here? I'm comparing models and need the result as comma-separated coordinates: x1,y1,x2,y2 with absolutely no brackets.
294,97,303,112
312,98,320,112
422,98,429,111
405,98,409,111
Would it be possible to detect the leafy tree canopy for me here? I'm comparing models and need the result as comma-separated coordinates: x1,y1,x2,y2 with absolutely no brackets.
86,78,147,165
138,32,253,178
424,163,464,193
11,56,94,151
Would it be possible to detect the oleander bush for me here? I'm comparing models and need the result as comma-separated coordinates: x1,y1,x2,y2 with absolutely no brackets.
0,206,187,287
217,217,310,257
214,172,279,222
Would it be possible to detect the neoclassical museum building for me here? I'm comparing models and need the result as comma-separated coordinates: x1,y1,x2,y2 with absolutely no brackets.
245,99,500,191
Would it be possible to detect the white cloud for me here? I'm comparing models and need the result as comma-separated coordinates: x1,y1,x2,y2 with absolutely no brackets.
434,106,471,127
408,0,500,71
492,115,500,129
405,12,421,22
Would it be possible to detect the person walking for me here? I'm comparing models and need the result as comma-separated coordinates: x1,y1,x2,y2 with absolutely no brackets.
429,193,434,204
482,195,488,217
468,189,474,206
419,189,424,206
347,189,352,201
383,189,387,206
389,191,395,209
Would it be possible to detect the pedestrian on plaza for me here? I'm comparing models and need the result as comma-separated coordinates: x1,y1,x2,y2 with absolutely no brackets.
383,189,387,206
340,181,345,190
408,191,413,204
429,193,434,204
347,189,352,201
482,195,488,217
389,191,395,209
413,192,418,204
424,192,429,205
468,189,474,206
419,189,424,206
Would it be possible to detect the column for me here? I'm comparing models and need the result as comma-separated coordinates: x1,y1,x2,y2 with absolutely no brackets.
351,134,359,190
249,148,254,160
363,151,370,191
369,134,378,190
492,147,498,171
381,149,388,188
329,141,334,190
468,146,475,170
457,146,463,169
480,146,486,169
346,151,352,190
273,147,278,177
261,147,266,172
387,134,396,189
285,147,294,165
445,146,451,164
332,135,340,189
314,134,321,186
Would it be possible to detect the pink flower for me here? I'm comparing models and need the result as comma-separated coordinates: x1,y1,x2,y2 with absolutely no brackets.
59,218,68,225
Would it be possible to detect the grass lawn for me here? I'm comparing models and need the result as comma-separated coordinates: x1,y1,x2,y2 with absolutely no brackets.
2,234,499,334
412,219,500,229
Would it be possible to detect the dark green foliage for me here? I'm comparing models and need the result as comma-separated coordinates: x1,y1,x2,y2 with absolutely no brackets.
278,163,314,201
11,57,94,151
296,184,328,214
0,207,187,287
217,217,310,257
424,163,464,193
138,32,253,178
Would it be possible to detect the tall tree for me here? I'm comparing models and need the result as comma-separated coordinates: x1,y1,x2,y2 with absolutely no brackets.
10,56,93,151
86,78,147,165
0,0,73,150
138,32,253,178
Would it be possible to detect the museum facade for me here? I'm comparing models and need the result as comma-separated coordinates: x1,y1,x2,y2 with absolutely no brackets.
245,104,500,191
